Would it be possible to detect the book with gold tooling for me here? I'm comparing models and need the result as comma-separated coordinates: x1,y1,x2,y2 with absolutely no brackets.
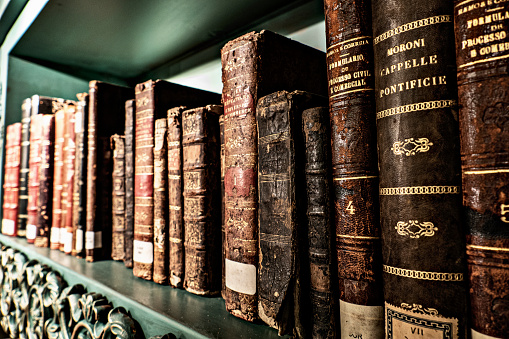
17,98,32,237
454,1,509,338
372,0,468,337
2,123,22,237
111,134,126,262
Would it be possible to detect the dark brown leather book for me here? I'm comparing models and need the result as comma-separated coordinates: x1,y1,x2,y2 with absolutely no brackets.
72,93,88,257
133,79,219,280
2,123,22,237
111,134,126,261
323,0,384,336
26,96,56,244
87,80,133,262
124,99,135,268
372,1,468,337
454,2,509,338
50,101,69,250
256,90,327,337
167,106,186,288
302,106,336,339
221,30,327,322
35,114,55,248
182,105,222,296
153,118,168,284
219,113,225,298
61,103,76,253
17,98,32,237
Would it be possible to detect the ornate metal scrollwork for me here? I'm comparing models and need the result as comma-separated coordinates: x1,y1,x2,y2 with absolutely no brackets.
0,244,175,339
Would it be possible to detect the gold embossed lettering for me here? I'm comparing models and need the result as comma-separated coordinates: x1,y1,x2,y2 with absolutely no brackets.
501,204,509,223
346,201,356,215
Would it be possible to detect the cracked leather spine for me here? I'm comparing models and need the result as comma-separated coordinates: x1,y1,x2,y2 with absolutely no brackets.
372,0,468,337
454,1,509,338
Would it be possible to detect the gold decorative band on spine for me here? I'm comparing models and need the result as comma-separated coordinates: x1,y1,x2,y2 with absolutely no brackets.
458,54,509,69
376,100,456,120
330,87,374,99
383,265,464,281
336,234,380,240
327,35,372,50
467,244,509,252
167,141,180,147
168,175,181,180
259,173,290,182
333,175,378,181
380,186,459,195
374,15,452,45
455,0,474,7
169,205,181,211
258,130,290,144
463,168,509,175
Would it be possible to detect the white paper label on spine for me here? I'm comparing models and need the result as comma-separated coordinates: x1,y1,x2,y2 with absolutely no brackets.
225,258,256,295
50,227,60,244
340,300,384,339
85,231,102,250
26,224,37,240
63,230,73,253
1,220,14,236
471,329,498,339
75,229,83,252
133,240,153,264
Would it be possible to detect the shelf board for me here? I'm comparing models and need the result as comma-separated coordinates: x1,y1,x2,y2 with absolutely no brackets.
10,0,324,81
0,234,284,339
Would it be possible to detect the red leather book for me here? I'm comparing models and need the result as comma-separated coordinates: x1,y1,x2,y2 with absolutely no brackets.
50,101,69,249
61,103,76,254
323,0,384,336
182,105,222,296
221,30,327,321
133,79,219,281
2,123,22,236
87,81,133,262
454,1,509,338
35,114,55,248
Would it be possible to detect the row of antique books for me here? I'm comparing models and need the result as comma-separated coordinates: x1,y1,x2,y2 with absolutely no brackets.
2,0,509,337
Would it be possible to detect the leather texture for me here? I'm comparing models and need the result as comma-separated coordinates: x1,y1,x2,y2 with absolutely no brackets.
61,103,76,253
17,98,32,237
454,1,509,337
124,99,135,267
111,134,126,262
2,123,22,236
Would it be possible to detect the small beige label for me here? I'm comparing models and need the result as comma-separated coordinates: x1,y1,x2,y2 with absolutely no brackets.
340,300,384,339
26,224,37,240
386,302,458,339
63,230,73,253
85,231,102,250
75,229,83,252
133,240,154,264
1,219,15,236
225,258,256,295
471,329,500,339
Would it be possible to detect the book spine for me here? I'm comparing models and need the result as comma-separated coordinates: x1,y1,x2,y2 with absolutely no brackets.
323,0,384,336
35,115,55,248
134,81,155,280
219,113,225,298
302,107,336,339
86,82,102,261
167,107,184,288
50,104,67,249
17,98,32,237
454,2,509,338
372,1,468,337
27,115,43,243
72,93,88,257
2,123,22,236
153,118,168,284
62,104,76,253
182,105,222,296
111,134,126,261
221,35,260,322
124,99,135,268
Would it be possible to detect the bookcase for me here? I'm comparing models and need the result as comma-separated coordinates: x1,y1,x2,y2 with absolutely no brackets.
0,0,326,337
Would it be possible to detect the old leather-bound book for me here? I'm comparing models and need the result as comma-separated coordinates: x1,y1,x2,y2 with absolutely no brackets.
167,106,185,287
50,101,69,249
61,103,76,253
124,99,135,268
111,134,126,261
72,93,88,257
256,90,327,336
87,80,133,262
372,1,469,337
17,98,32,237
26,96,56,244
35,114,55,248
454,2,509,338
2,123,22,236
221,30,327,322
153,118,168,284
324,0,384,336
134,79,219,280
302,106,336,339
219,113,225,297
182,105,221,296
